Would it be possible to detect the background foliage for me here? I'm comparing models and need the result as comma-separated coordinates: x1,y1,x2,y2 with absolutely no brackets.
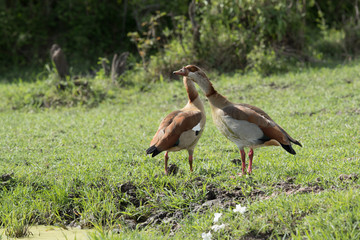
0,0,359,79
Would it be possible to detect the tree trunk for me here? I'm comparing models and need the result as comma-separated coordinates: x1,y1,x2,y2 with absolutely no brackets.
355,0,359,25
50,44,69,80
111,52,129,82
188,0,200,55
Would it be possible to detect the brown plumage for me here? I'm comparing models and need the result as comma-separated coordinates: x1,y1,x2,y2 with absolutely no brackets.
174,65,301,175
146,76,206,174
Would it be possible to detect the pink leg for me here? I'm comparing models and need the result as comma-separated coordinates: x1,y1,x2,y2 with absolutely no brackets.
188,155,193,172
240,149,246,176
247,148,254,174
164,152,169,175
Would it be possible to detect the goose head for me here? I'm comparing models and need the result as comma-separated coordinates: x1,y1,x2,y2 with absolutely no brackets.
173,65,212,95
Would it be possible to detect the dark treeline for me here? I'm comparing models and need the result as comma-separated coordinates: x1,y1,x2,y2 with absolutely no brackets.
0,0,187,70
1,0,360,78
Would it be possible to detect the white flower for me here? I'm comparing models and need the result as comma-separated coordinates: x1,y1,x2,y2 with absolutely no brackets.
213,212,222,223
211,224,226,232
202,231,212,240
233,204,247,214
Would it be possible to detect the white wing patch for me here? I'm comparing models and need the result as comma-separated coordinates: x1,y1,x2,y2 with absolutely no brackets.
192,122,201,132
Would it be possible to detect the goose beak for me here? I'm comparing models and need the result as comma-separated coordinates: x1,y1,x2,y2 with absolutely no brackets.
173,67,188,76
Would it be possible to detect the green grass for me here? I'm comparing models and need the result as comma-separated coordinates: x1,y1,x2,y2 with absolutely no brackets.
0,61,360,239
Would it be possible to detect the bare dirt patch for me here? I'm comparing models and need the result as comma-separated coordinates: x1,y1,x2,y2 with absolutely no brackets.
29,174,339,234
1,173,13,181
262,177,324,200
167,164,179,175
268,82,290,90
231,158,242,165
292,108,326,117
241,231,275,240
339,173,358,182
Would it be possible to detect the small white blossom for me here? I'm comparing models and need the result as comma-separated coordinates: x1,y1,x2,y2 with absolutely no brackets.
211,224,226,232
213,212,222,223
233,204,247,214
202,231,212,240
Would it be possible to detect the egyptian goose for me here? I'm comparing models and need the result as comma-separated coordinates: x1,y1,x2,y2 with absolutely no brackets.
146,76,206,174
173,65,302,175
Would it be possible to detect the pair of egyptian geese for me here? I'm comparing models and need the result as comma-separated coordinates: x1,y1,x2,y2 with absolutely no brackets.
146,65,302,176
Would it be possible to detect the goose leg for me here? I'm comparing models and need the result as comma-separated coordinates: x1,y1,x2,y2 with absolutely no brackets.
164,152,169,175
240,149,246,176
247,148,254,174
189,155,193,172
188,149,194,172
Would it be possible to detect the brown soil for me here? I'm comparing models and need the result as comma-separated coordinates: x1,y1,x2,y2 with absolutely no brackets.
7,165,357,236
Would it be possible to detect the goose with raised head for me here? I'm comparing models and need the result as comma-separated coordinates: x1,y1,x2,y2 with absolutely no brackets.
146,76,206,175
173,65,301,175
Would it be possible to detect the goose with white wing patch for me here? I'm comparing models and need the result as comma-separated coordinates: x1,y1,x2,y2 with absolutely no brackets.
146,76,206,175
174,65,302,176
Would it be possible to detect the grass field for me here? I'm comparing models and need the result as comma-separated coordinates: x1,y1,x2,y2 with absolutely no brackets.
0,61,360,239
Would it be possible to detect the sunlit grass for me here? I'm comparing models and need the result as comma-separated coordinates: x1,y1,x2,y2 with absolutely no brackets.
0,61,359,239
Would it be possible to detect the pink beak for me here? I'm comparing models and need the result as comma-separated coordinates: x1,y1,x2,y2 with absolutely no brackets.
173,67,188,76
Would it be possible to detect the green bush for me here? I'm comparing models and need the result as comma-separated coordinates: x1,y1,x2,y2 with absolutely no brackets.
180,0,311,73
247,44,288,76
3,65,113,110
134,0,360,77
344,19,360,56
